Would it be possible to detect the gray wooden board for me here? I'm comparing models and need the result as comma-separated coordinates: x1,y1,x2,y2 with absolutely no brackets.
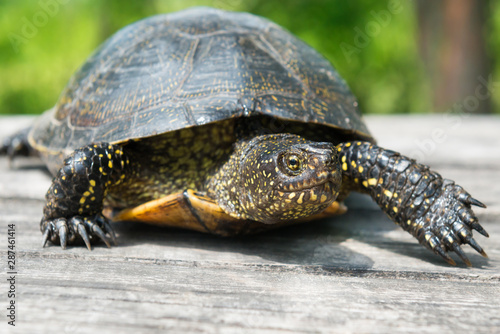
0,115,499,334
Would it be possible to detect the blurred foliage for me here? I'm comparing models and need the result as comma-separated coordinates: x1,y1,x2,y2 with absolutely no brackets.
0,0,498,115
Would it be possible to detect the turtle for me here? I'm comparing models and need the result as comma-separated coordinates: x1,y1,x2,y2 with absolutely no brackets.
0,7,488,266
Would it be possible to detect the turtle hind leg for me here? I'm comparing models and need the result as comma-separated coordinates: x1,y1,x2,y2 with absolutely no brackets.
41,143,131,249
338,141,488,266
0,127,37,160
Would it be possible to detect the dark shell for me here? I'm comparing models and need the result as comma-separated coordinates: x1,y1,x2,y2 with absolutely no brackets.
30,7,372,161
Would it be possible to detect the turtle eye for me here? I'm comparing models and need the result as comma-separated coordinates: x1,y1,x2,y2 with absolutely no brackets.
285,154,302,173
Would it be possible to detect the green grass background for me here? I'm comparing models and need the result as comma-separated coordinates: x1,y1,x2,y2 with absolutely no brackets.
1,0,498,115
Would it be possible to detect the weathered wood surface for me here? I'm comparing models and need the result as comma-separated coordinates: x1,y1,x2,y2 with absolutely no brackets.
1,115,499,334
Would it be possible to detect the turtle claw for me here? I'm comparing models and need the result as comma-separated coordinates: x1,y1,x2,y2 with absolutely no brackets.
415,183,489,266
41,227,51,247
87,220,111,248
451,243,471,267
0,127,35,161
470,220,489,237
467,197,486,208
465,236,488,258
40,214,116,249
78,224,92,250
55,218,69,249
97,216,117,245
433,244,456,266
70,217,92,250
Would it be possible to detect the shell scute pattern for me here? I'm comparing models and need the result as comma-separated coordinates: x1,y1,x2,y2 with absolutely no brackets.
30,7,368,172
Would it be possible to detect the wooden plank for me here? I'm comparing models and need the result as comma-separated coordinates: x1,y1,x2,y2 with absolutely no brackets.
1,115,499,334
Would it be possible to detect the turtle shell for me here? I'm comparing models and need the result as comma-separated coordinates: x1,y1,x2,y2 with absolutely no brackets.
29,7,373,170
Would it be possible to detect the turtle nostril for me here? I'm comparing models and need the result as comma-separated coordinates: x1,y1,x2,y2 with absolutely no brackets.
321,154,334,167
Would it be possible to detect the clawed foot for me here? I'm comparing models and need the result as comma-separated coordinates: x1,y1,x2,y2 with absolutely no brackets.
0,127,36,160
41,214,117,250
417,181,488,266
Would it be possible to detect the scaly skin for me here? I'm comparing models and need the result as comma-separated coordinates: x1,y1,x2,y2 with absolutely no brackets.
337,141,488,266
41,143,131,249
0,127,36,159
0,130,488,265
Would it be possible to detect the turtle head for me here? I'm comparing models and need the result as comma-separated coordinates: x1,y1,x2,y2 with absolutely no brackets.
213,134,342,223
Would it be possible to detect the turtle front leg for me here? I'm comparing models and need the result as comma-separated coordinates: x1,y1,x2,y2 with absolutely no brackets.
337,141,488,266
41,143,131,249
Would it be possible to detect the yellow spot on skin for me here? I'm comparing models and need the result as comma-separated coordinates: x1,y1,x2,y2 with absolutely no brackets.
342,156,346,163
345,143,351,147
62,176,66,180
108,161,113,168
310,191,317,201
320,194,328,203
367,178,377,186
278,191,285,196
83,191,90,197
297,192,305,204
79,197,86,204
358,166,364,173
288,193,296,199
351,161,356,168
342,163,348,171
393,207,398,213
362,181,368,187
425,234,431,241
90,197,95,201
89,180,96,187
54,189,58,194
406,220,411,225
384,190,393,198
